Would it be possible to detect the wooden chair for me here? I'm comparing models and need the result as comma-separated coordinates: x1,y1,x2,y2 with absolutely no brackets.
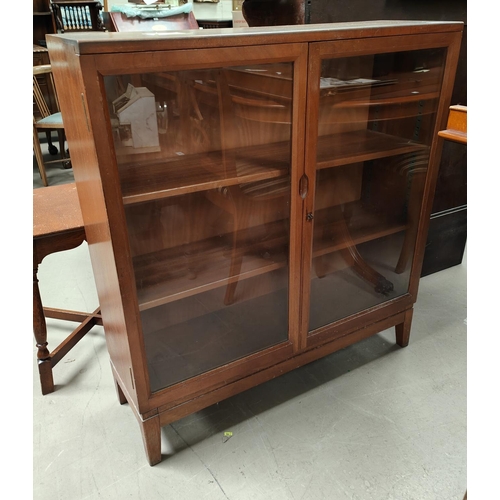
51,1,106,33
33,64,71,186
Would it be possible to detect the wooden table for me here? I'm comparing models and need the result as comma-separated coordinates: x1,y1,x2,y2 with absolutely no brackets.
33,183,102,395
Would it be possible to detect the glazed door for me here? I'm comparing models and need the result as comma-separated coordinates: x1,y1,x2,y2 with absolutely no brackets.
93,44,307,394
302,35,449,339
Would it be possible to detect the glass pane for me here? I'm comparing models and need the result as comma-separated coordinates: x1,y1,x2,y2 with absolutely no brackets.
309,48,446,332
103,64,292,392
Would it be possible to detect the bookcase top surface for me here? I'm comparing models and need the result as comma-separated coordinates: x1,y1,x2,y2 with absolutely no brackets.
46,20,463,55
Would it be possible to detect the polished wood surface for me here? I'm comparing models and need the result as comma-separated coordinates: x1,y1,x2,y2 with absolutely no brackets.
49,21,463,54
33,183,82,239
47,21,463,465
33,183,102,394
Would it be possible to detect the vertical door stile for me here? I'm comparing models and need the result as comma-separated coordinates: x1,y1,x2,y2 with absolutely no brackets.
407,34,463,298
298,42,323,349
78,55,153,413
289,42,310,352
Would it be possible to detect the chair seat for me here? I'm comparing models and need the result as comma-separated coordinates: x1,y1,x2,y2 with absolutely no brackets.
36,112,64,128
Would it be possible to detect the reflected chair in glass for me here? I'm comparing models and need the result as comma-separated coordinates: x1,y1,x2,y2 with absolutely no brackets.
201,69,292,306
190,68,401,303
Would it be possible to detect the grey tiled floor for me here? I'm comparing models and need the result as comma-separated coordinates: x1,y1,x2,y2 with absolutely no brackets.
33,151,467,500
33,141,75,189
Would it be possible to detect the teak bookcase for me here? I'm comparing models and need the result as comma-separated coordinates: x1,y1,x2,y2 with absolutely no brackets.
47,20,462,465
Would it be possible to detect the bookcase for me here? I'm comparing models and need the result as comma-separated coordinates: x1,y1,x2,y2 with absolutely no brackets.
47,20,462,465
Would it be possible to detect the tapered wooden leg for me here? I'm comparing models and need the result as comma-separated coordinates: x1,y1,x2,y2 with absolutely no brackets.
140,415,162,466
113,376,127,405
395,308,413,347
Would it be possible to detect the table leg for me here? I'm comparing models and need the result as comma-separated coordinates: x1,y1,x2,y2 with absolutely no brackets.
33,263,54,395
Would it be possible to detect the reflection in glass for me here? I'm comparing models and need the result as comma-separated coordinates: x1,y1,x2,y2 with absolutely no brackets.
103,63,293,391
309,48,446,332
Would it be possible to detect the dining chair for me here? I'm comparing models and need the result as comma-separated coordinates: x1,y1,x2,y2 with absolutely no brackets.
33,64,71,186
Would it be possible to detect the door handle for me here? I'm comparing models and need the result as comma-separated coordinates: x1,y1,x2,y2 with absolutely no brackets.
299,174,309,199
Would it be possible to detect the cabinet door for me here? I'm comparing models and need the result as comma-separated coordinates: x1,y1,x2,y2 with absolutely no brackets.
302,35,450,337
91,44,307,395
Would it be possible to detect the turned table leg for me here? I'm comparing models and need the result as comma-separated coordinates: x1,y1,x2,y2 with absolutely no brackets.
395,308,414,347
33,263,55,395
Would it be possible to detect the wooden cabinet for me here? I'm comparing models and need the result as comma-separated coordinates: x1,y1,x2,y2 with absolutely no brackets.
47,20,462,466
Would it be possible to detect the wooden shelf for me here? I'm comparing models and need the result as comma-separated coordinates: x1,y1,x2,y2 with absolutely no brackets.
119,141,290,205
124,129,420,311
120,129,428,204
319,88,439,125
320,67,442,101
133,205,405,311
316,130,428,170
313,211,407,258
134,227,288,311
